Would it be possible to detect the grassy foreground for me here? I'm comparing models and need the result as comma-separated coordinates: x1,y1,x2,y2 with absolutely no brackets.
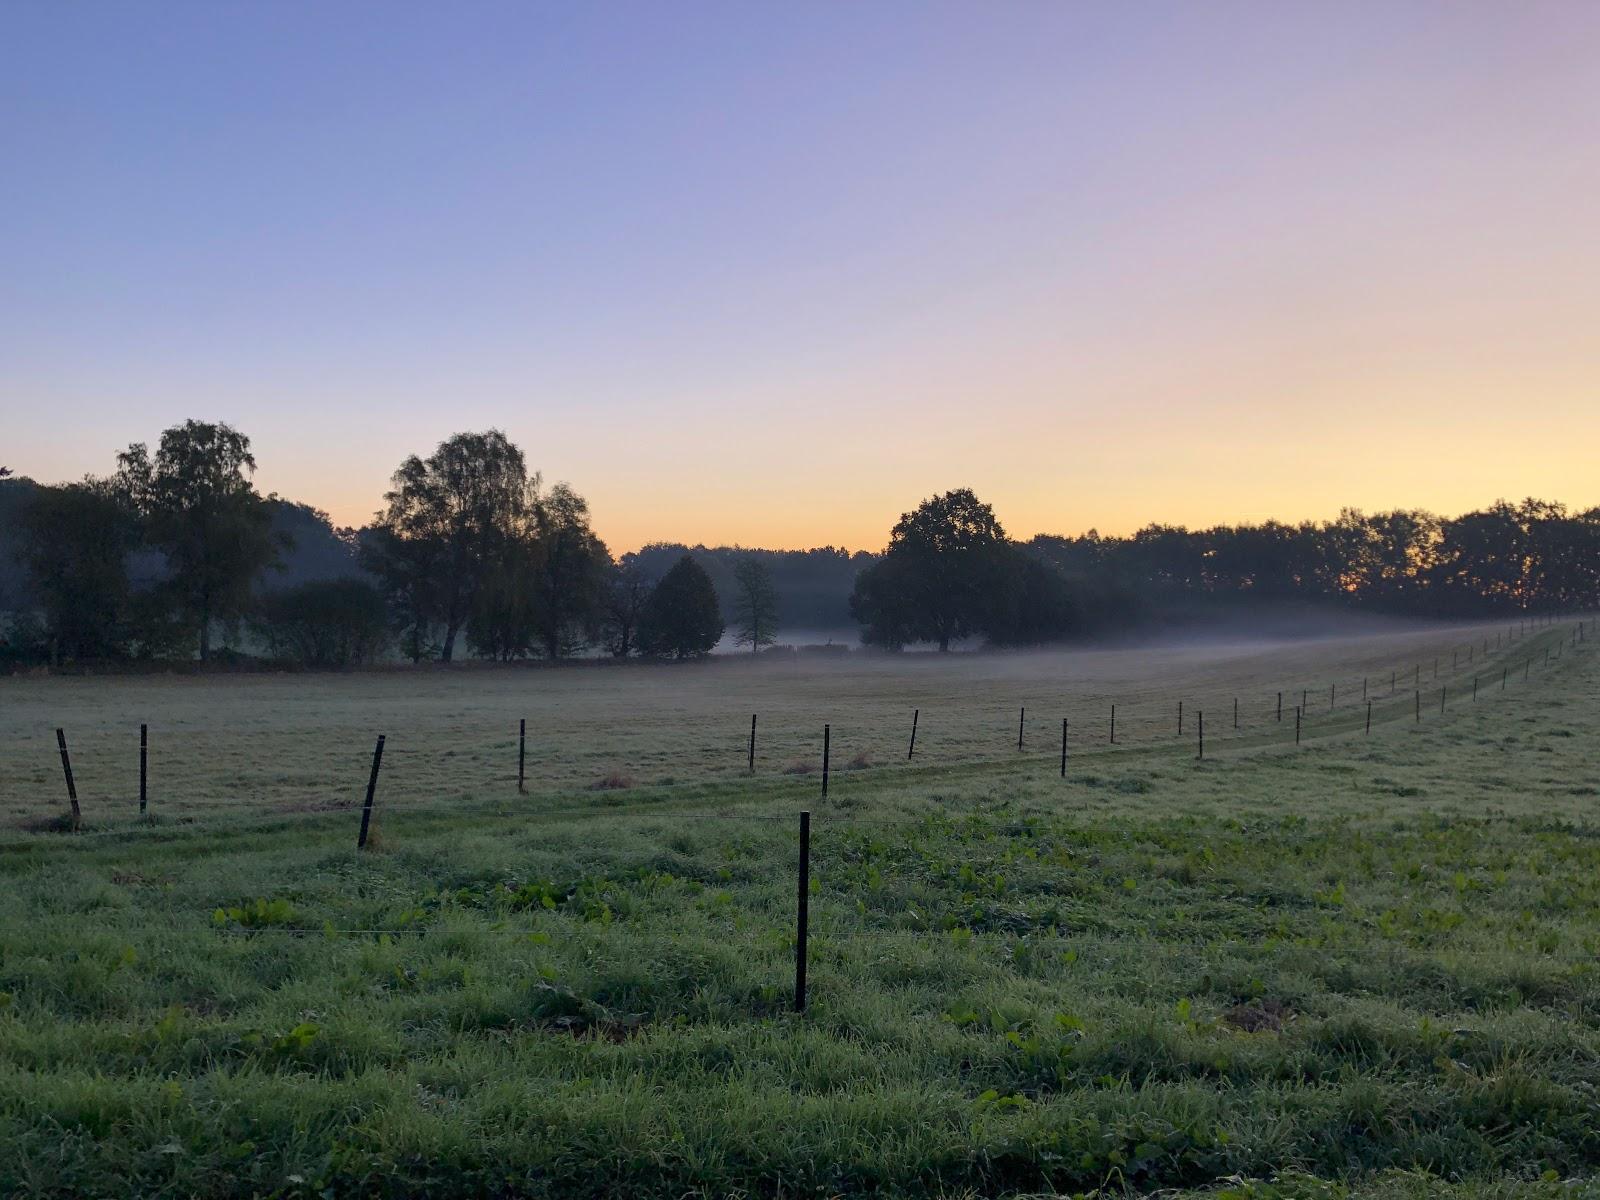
0,625,1597,1197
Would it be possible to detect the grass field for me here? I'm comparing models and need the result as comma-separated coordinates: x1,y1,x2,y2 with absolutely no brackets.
0,618,1596,1198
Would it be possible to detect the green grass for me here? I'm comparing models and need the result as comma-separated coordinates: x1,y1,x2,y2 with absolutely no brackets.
0,621,1596,1197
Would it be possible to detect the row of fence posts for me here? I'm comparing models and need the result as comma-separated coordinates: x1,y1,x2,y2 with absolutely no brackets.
792,615,1572,1012
23,621,1591,1013
37,616,1592,842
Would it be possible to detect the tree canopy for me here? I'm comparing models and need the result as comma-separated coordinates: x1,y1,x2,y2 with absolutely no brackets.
851,488,1014,651
731,557,779,653
638,555,724,659
113,420,280,660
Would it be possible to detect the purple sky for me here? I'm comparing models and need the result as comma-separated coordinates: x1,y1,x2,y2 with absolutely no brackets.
5,2,1598,549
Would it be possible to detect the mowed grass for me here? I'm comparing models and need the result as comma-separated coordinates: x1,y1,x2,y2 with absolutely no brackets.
0,620,1597,1198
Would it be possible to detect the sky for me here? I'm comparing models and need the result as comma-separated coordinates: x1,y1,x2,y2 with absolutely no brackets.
4,2,1599,552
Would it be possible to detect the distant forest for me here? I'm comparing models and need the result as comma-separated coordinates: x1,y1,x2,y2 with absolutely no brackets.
2,423,1596,668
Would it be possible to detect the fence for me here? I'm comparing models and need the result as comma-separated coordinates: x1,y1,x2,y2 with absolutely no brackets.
23,614,1589,838
7,612,1594,1015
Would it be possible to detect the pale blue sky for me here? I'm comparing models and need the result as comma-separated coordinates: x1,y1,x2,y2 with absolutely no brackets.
5,2,1598,548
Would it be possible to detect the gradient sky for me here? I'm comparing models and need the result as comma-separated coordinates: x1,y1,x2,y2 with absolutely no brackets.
4,2,1598,551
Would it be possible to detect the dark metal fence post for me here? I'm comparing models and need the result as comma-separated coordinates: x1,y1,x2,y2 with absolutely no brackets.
56,728,80,828
1414,690,1420,722
1294,706,1301,745
139,723,148,815
1277,691,1282,722
795,810,810,1014
1018,706,1025,752
1233,696,1238,729
1177,700,1183,736
518,719,526,794
1365,700,1372,734
821,724,829,799
1109,704,1116,744
748,713,757,773
908,708,919,760
1060,718,1068,777
358,734,386,850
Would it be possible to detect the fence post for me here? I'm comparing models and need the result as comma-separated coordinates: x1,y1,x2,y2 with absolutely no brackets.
518,718,526,794
357,734,386,850
1018,706,1025,752
1502,667,1507,691
821,724,830,799
1109,704,1116,744
1060,718,1068,778
1365,700,1372,734
56,728,80,829
794,810,810,1014
748,713,757,773
1329,682,1335,709
908,708,918,760
1197,711,1204,760
1277,692,1282,722
1440,686,1446,714
1414,690,1420,723
1233,696,1238,729
139,723,148,815
1294,706,1301,745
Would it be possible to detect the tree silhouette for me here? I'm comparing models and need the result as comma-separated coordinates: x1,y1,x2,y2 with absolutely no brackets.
852,488,1010,651
371,430,535,662
638,555,723,659
114,421,279,661
731,557,779,653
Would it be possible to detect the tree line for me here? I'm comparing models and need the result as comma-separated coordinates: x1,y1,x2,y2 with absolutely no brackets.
0,423,779,667
851,490,1600,650
3,429,1596,666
